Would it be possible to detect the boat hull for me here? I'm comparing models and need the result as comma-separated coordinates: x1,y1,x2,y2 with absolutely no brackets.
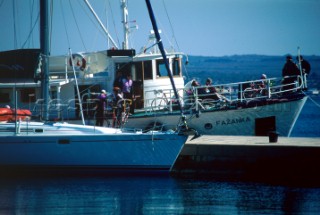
0,123,187,171
126,96,307,137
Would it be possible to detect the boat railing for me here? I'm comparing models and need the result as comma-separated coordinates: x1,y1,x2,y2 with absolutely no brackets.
26,75,305,121
143,75,306,113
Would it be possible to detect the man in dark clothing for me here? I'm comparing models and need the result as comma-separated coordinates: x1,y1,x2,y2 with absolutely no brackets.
113,71,124,89
297,55,311,90
297,55,311,75
282,55,300,92
95,90,107,126
111,87,124,128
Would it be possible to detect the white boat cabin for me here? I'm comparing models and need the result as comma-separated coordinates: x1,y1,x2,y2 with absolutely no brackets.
0,49,185,120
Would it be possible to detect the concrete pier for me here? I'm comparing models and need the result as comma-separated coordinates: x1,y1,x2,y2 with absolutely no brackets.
170,135,320,182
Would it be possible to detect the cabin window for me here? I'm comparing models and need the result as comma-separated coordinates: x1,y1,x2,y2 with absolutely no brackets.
143,60,152,80
20,88,36,103
0,91,10,103
156,58,180,78
172,57,181,76
133,62,143,81
156,59,169,77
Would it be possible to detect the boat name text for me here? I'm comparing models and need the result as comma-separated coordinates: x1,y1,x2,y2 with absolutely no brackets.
216,117,251,126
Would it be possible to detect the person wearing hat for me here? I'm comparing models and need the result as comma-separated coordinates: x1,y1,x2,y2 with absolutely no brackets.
282,55,300,92
204,77,230,102
191,80,203,94
202,78,217,99
258,74,268,96
95,89,107,126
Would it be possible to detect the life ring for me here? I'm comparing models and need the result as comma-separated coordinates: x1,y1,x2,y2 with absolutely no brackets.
69,53,86,71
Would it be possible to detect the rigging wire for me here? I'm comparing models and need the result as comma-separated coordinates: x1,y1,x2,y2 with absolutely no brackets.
126,0,138,49
29,0,35,47
50,0,53,53
103,1,109,48
161,0,180,52
60,0,71,48
304,92,320,109
12,0,18,49
68,0,87,52
78,0,119,49
21,13,39,49
21,0,37,49
161,0,190,79
108,0,120,48
86,0,109,51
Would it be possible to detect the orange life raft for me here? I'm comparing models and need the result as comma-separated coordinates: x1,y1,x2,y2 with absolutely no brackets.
0,108,32,122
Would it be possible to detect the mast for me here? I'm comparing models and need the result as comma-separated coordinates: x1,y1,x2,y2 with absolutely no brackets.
121,0,129,49
145,0,200,139
40,0,50,121
145,0,183,114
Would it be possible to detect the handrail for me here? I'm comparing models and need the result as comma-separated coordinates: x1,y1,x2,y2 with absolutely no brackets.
30,75,306,121
143,75,306,113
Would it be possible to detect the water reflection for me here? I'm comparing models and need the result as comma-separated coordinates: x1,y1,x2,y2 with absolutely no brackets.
0,176,320,214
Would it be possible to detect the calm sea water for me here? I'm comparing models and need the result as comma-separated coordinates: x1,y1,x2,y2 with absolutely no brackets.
1,96,319,214
1,174,320,214
291,95,320,137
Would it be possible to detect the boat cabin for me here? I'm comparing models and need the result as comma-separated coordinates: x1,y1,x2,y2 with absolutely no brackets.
0,48,185,120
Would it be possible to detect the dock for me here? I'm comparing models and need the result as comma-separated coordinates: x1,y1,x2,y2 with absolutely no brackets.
170,135,320,183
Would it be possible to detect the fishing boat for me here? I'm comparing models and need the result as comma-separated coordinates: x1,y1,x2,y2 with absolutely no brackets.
0,0,189,173
125,76,307,137
0,0,307,137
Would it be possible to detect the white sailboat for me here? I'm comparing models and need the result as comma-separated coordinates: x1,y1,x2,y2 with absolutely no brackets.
0,0,189,173
0,121,187,171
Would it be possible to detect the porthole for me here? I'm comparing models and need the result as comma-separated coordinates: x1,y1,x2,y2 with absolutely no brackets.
204,123,213,130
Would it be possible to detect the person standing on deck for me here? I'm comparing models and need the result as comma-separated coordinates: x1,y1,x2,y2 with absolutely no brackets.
122,74,133,99
112,87,124,128
95,90,107,126
113,71,124,90
122,74,134,114
297,55,311,76
282,55,300,92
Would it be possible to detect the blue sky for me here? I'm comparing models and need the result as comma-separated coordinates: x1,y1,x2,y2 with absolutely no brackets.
0,0,319,56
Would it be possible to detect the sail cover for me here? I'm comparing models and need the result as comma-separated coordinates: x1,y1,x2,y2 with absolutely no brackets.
0,49,41,83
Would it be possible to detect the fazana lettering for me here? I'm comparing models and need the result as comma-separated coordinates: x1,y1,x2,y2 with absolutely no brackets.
215,117,250,126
